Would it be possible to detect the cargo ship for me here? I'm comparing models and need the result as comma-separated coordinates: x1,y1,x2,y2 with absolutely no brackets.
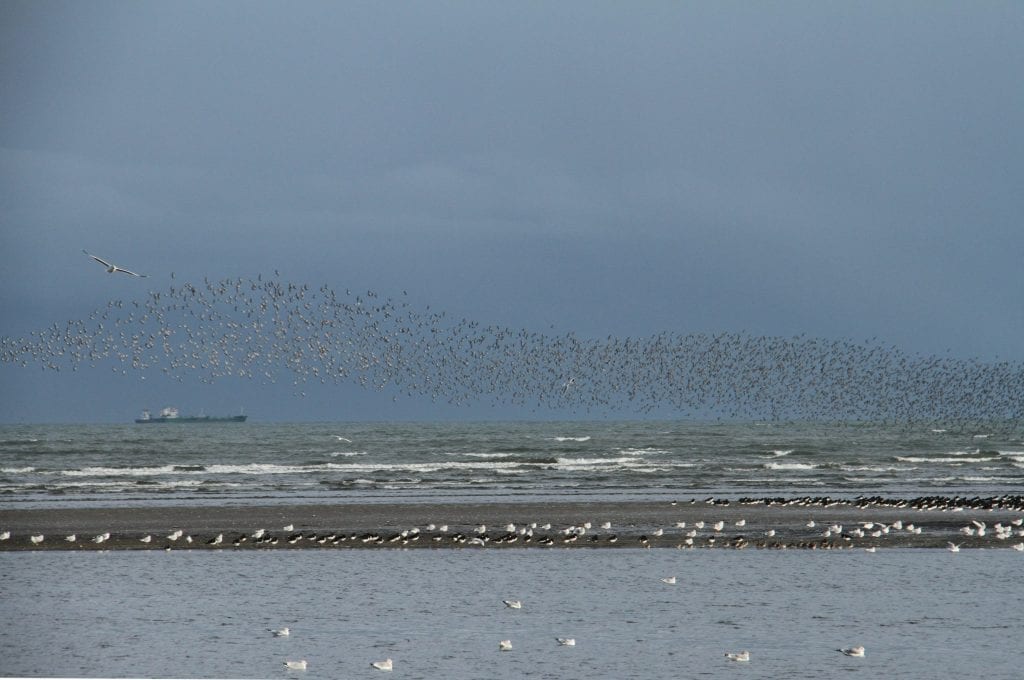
135,407,247,423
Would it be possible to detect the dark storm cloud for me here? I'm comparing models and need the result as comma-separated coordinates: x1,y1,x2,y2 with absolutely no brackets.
1,2,1022,421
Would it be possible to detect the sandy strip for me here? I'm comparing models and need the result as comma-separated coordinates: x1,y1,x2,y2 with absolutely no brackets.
1,498,1022,551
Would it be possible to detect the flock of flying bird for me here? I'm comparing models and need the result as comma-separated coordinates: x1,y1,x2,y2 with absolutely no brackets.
2,250,1021,424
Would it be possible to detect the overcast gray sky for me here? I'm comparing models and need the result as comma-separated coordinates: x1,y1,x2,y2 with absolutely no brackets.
1,2,1022,423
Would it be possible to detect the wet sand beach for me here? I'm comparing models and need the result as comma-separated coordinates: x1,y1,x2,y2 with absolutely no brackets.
2,496,1022,551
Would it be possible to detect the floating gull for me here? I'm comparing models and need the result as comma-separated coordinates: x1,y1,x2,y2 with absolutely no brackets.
334,436,353,442
499,640,512,651
82,250,147,277
556,638,576,646
269,627,290,637
503,599,522,609
947,542,961,553
725,651,750,662
370,658,393,671
661,576,677,585
838,646,865,657
283,660,307,670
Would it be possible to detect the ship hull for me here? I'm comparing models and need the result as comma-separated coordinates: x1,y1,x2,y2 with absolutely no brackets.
135,415,248,424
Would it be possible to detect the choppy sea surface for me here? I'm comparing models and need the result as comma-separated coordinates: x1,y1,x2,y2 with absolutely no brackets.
1,421,1023,508
2,548,1022,680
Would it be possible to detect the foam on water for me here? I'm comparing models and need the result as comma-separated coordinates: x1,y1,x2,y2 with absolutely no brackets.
763,461,819,470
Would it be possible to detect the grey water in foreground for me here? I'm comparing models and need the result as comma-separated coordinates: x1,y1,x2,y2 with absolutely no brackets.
1,548,1021,679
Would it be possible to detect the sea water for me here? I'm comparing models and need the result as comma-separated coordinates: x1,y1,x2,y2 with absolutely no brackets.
1,547,1021,679
2,421,1023,508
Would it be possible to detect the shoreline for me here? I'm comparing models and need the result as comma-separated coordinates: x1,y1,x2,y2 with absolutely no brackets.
2,496,1023,551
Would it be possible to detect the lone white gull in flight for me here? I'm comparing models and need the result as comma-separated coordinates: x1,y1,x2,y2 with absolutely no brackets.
83,250,147,277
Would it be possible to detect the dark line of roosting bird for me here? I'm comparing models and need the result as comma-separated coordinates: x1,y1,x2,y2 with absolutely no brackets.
2,272,1022,425
4,495,1023,552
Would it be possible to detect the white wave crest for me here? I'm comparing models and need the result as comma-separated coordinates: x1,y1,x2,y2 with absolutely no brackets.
552,436,592,442
617,447,670,456
763,462,818,471
556,456,639,466
896,456,1000,463
62,465,179,477
322,460,527,474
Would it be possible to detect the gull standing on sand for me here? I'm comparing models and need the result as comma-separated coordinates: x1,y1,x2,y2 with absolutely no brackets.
30,534,44,544
0,530,9,541
82,250,148,277
370,658,393,671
